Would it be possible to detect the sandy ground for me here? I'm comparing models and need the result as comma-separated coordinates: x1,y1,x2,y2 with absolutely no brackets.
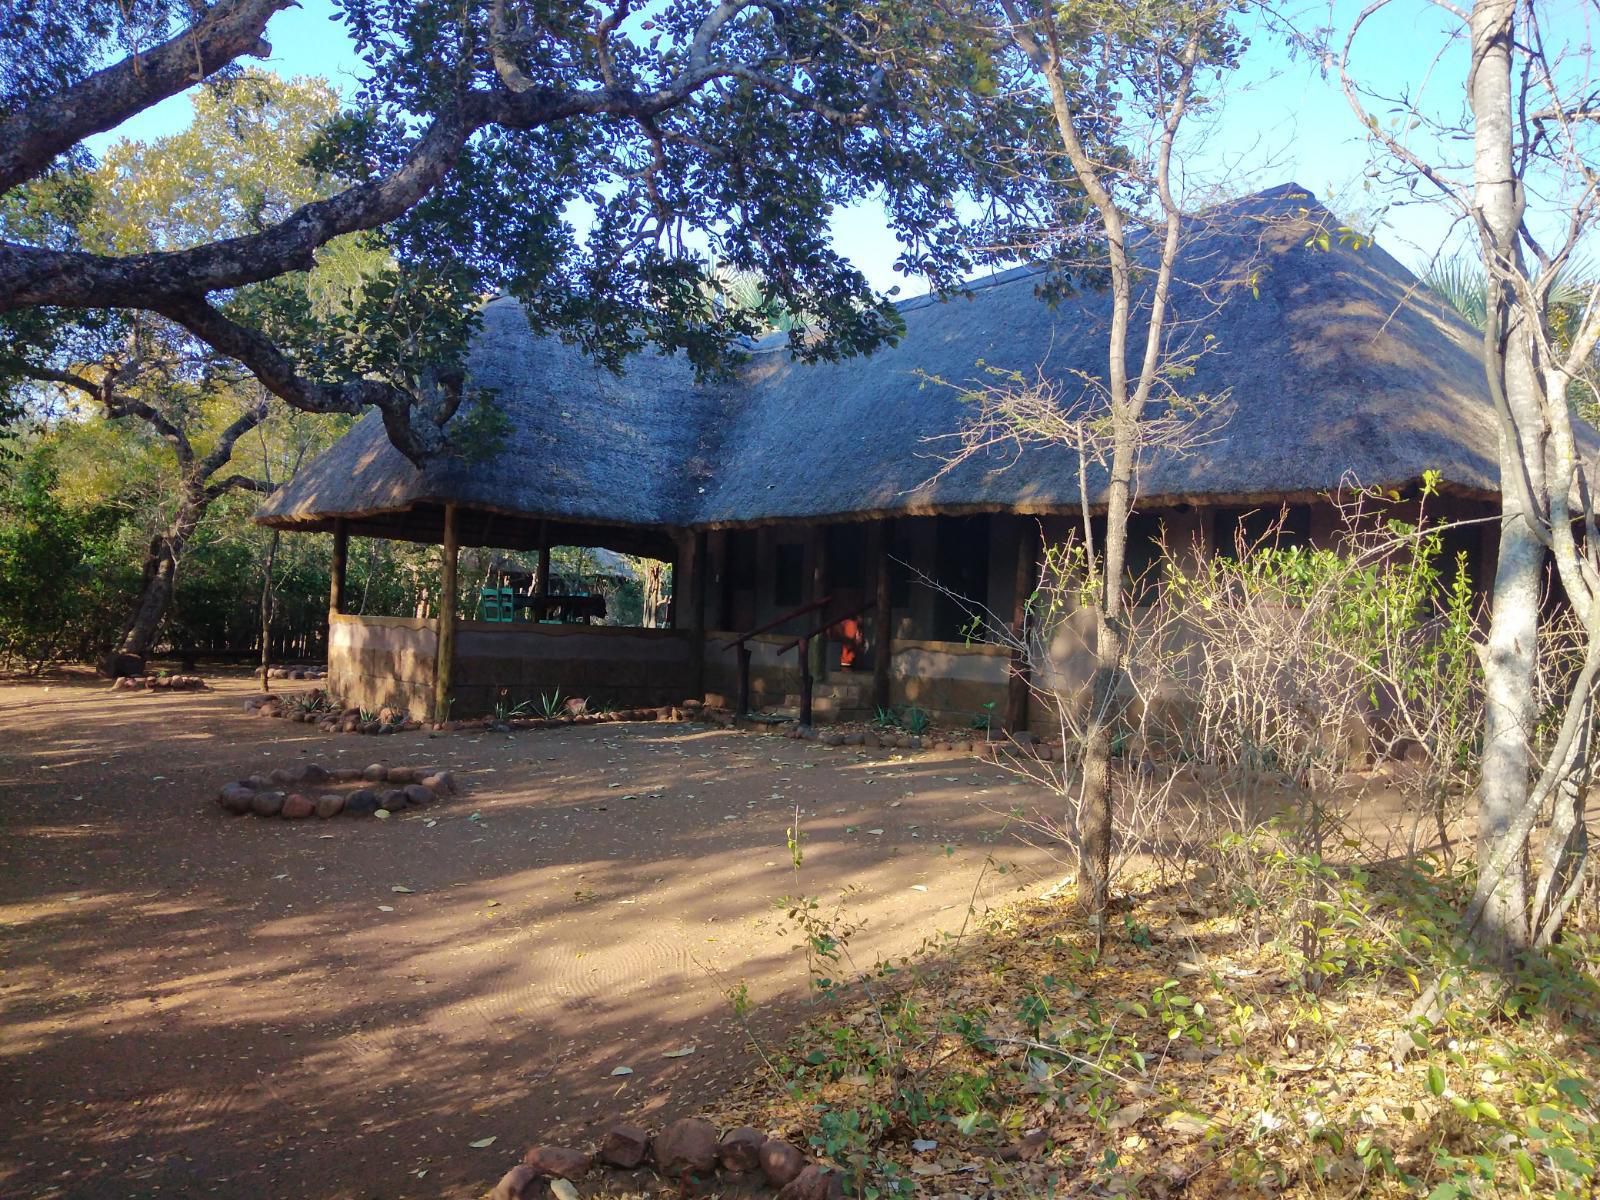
0,673,1066,1199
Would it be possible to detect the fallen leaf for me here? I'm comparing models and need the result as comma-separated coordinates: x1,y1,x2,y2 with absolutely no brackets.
550,1181,579,1200
378,905,394,912
468,1137,497,1149
662,1046,697,1058
610,1066,634,1076
910,885,929,892
391,885,414,894
912,1138,939,1152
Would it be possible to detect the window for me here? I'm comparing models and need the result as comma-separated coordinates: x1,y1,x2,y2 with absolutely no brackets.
728,530,758,588
774,542,806,607
826,523,865,589
932,515,990,641
1123,512,1165,599
1213,504,1311,559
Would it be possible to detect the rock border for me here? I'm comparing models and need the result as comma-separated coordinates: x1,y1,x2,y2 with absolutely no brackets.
265,665,327,680
113,674,209,692
214,762,457,820
491,1118,840,1200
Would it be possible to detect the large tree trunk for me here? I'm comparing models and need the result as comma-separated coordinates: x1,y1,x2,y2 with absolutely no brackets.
104,490,206,676
1471,0,1543,962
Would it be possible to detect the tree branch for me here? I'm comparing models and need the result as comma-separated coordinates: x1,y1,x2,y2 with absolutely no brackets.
0,0,289,192
154,294,448,464
205,473,274,499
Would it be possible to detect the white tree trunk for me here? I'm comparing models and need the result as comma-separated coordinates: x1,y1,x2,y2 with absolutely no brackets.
1471,0,1544,960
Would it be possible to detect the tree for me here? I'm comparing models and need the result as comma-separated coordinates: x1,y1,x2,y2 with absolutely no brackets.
1341,0,1600,961
1,0,1002,464
928,0,1247,922
8,73,364,673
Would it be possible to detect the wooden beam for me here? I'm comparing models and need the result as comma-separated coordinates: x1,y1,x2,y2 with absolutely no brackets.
1004,519,1040,734
329,517,348,616
810,524,829,684
433,503,460,723
688,530,708,702
870,520,892,712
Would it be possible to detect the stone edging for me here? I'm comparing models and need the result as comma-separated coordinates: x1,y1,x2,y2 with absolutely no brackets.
490,1118,841,1200
112,674,208,692
215,762,457,820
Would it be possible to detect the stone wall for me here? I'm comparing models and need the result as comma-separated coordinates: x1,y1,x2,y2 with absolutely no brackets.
328,614,438,721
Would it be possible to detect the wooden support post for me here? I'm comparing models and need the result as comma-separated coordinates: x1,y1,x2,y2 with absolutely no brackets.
688,530,708,703
799,634,814,728
536,520,551,598
329,518,348,615
871,520,893,712
1004,519,1040,735
736,643,752,717
433,504,459,724
810,524,829,684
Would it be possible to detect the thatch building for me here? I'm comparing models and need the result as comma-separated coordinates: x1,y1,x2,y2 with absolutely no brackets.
258,184,1508,726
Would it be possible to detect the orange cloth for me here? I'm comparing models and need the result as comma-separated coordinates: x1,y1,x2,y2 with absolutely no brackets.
836,617,864,669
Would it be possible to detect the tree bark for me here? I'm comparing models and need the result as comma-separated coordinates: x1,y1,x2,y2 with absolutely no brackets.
258,528,280,689
1471,0,1542,961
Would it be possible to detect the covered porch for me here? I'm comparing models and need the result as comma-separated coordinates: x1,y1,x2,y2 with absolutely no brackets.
320,502,698,722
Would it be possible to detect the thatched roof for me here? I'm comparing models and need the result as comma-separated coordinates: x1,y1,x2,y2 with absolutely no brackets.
257,182,1518,549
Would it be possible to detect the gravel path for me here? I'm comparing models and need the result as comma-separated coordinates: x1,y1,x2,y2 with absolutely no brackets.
0,673,1061,1199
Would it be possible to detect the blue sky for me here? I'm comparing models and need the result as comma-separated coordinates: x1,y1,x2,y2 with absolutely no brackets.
88,0,1487,290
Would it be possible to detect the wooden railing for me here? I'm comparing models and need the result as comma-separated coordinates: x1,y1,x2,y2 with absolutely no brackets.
774,601,874,727
717,595,834,719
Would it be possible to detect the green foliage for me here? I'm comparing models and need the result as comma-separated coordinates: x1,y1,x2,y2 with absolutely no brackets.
0,444,127,666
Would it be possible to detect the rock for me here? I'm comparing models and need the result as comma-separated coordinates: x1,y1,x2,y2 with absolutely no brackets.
822,732,844,747
282,793,314,819
344,788,380,815
380,788,409,812
386,766,416,785
246,773,270,789
759,1139,807,1187
403,783,434,806
521,1145,592,1179
422,770,456,795
218,784,256,815
363,763,387,782
844,732,864,746
1009,731,1038,747
315,793,345,819
250,790,285,818
301,763,329,784
489,1165,541,1200
340,717,360,733
654,1117,719,1177
776,1165,844,1200
597,1122,651,1169
332,766,363,782
1002,1128,1049,1161
718,1126,767,1174
268,767,294,785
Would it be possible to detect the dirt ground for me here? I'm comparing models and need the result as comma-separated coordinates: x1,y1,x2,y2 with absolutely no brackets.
0,672,1066,1200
